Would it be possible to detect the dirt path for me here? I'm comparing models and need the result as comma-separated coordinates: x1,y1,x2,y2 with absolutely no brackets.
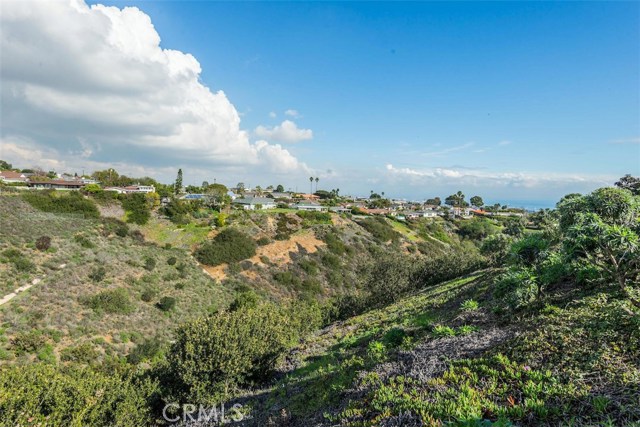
0,263,66,306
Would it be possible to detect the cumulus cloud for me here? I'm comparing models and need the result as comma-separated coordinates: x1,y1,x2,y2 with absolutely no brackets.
254,120,313,143
0,0,308,179
284,109,300,118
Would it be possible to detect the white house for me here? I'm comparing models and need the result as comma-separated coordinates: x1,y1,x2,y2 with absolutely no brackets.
295,201,327,212
0,171,28,183
233,197,276,210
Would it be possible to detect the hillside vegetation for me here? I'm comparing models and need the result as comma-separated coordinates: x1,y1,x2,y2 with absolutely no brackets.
0,183,638,426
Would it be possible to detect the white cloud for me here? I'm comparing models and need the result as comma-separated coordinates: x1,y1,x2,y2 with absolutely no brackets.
254,120,313,143
269,111,277,118
0,0,308,177
498,140,512,146
284,109,300,118
384,163,615,196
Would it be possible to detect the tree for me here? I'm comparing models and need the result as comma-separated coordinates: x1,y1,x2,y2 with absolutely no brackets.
445,191,466,207
202,181,209,189
470,196,484,208
236,182,245,194
309,177,313,194
174,169,183,195
503,217,525,237
425,197,441,206
615,174,640,195
560,187,640,309
315,177,319,193
0,160,12,170
276,184,285,192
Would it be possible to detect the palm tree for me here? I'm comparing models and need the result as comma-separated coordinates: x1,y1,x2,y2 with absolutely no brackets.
382,191,385,198
309,176,313,194
315,177,319,192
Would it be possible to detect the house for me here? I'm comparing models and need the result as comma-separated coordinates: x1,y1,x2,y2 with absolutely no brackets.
233,197,276,210
329,206,351,213
27,180,85,190
404,210,439,219
295,201,327,212
0,171,28,183
451,207,472,217
103,184,155,194
123,184,155,194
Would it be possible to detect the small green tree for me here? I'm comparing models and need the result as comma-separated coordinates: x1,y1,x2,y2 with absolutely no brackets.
174,169,183,195
470,195,484,207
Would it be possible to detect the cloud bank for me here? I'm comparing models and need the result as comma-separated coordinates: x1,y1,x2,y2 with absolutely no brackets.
0,0,308,180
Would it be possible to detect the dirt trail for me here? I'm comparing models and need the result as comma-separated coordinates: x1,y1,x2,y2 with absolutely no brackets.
0,263,66,306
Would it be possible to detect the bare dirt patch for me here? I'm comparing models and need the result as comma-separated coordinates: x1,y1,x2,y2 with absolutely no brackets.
251,231,325,267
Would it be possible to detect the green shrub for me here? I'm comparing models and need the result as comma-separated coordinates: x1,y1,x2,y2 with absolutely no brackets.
323,231,346,255
166,301,321,403
297,210,332,225
74,234,95,248
256,236,271,246
456,325,479,335
299,258,319,275
127,337,165,364
22,191,99,218
0,364,156,426
143,256,156,271
2,248,22,261
358,217,400,242
195,228,257,266
538,251,568,286
89,266,106,283
156,296,176,312
229,290,260,311
11,330,46,354
86,288,134,314
35,236,52,251
273,271,301,288
460,299,479,311
321,252,341,269
122,193,151,225
13,257,35,272
432,325,456,338
367,341,387,362
167,256,177,266
60,342,98,364
383,328,409,348
494,267,538,310
457,217,496,240
140,288,157,302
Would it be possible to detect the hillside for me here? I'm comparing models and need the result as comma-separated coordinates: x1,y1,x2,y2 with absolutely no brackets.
1,185,638,427
0,194,465,365
239,270,639,426
0,196,234,364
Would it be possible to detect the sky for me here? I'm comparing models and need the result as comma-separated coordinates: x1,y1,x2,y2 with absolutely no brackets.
1,0,638,207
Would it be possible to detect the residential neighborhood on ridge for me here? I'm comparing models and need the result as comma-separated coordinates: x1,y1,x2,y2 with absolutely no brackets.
0,164,526,220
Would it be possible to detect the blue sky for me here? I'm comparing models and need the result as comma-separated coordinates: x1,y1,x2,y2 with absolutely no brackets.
1,1,638,206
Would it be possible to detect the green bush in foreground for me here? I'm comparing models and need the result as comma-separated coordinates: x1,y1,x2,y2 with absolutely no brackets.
166,301,321,403
194,228,256,266
0,364,157,426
